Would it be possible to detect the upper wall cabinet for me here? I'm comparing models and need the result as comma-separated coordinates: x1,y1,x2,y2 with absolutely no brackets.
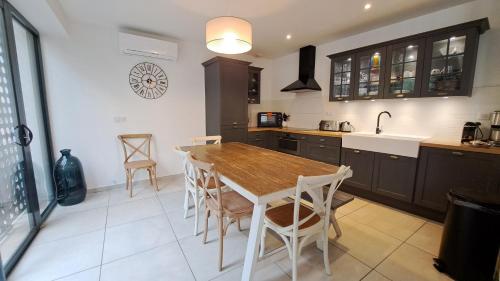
328,18,489,101
248,66,263,104
384,39,425,99
354,47,386,100
329,54,354,101
421,29,478,97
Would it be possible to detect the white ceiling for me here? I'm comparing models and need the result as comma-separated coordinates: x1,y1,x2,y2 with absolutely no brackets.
42,0,474,57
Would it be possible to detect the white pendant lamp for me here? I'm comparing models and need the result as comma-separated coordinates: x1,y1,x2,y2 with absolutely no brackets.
206,16,252,54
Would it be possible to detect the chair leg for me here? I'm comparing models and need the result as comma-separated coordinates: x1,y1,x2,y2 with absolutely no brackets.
125,170,130,190
330,211,342,237
218,215,224,272
148,168,153,185
152,166,159,191
128,171,133,198
183,189,190,219
237,218,241,231
292,240,298,281
323,230,331,275
259,225,267,257
193,194,200,236
202,209,210,244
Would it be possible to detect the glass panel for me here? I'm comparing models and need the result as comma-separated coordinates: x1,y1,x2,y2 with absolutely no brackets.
389,80,402,94
334,73,341,85
444,74,461,90
402,78,416,93
370,52,382,68
333,85,342,97
391,64,403,80
359,69,369,83
448,36,466,55
341,72,350,84
334,62,343,73
358,83,368,96
359,56,370,69
13,20,54,213
341,85,350,97
447,55,463,74
369,68,380,82
405,45,418,62
430,58,446,76
342,58,351,72
368,83,380,96
432,39,448,57
404,62,417,78
392,47,404,64
0,13,32,266
428,75,440,91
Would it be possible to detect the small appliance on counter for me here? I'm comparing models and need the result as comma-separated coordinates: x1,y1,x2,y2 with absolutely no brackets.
257,112,283,128
319,120,340,131
340,121,354,132
489,110,500,146
461,122,482,143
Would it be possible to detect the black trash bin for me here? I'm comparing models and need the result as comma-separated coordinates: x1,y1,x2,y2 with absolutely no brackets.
433,188,500,281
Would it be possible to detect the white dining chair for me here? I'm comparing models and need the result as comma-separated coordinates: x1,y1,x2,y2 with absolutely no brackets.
259,165,352,281
173,146,226,236
191,135,222,145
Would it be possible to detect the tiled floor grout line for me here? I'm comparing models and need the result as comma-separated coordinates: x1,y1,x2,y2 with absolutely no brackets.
98,190,111,281
154,190,199,281
51,266,101,281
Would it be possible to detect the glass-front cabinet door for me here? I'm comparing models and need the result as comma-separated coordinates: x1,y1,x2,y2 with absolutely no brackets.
329,55,354,101
248,66,262,104
384,40,424,98
354,48,386,100
422,29,478,97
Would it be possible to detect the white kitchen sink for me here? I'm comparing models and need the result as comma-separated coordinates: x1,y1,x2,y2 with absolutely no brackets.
342,132,430,158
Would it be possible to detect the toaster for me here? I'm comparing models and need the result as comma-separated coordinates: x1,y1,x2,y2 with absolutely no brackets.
319,120,340,131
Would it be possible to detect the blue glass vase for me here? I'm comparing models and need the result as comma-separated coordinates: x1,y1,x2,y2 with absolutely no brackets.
53,149,87,206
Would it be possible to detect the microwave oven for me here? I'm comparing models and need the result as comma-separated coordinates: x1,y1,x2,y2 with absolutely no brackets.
257,112,283,128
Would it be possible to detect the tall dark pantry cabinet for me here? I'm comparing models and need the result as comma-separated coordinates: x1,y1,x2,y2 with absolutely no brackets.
202,57,250,143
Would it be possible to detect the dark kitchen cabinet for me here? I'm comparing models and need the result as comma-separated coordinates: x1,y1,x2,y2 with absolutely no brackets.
248,66,263,104
203,57,250,142
354,47,386,100
372,153,417,202
341,148,375,191
384,39,425,99
329,54,354,101
328,18,489,101
414,147,500,212
421,28,479,97
247,131,268,148
304,143,340,165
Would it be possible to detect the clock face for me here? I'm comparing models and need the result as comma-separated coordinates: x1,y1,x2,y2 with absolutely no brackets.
129,62,168,99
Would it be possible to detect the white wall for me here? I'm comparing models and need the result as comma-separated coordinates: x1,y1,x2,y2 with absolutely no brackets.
41,23,271,189
266,0,500,139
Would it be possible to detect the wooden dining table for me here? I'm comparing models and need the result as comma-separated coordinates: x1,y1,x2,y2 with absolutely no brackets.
181,142,339,281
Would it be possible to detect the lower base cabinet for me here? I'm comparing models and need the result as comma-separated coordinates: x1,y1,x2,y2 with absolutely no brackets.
372,153,417,202
414,147,500,212
221,125,247,143
341,148,374,191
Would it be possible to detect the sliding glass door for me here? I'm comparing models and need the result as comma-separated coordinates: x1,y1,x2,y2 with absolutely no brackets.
0,0,55,277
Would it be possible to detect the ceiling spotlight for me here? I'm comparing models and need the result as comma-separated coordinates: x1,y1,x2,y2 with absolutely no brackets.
403,98,408,101
443,96,449,99
370,99,375,102
286,34,292,40
344,100,349,103
364,3,372,10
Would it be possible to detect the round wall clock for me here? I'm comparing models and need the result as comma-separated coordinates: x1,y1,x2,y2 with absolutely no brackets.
129,62,168,99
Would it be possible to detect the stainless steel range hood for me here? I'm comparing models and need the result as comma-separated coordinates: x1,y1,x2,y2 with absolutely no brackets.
281,45,322,93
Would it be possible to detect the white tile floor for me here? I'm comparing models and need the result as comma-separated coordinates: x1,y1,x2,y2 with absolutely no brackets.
8,174,452,281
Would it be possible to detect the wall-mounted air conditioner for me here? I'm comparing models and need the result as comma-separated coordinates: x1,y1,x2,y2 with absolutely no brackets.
119,32,178,61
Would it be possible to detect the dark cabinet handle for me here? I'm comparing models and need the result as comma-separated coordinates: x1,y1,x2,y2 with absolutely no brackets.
452,151,464,156
389,155,399,160
319,145,326,148
255,138,263,141
14,124,33,147
232,122,238,125
319,138,325,142
353,150,360,154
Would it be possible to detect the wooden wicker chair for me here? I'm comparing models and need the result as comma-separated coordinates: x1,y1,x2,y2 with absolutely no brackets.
191,135,222,145
186,153,253,271
118,134,159,197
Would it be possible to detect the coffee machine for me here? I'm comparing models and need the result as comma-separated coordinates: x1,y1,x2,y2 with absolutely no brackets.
490,111,500,146
461,122,482,143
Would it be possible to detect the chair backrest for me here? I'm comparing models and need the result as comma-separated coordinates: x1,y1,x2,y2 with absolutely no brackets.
292,166,352,233
191,135,222,145
118,134,152,163
173,146,196,188
185,153,223,212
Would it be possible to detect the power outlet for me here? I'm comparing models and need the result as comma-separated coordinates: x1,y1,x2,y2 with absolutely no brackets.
113,116,127,123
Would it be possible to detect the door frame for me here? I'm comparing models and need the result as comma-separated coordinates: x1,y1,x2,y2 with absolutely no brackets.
0,0,56,275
